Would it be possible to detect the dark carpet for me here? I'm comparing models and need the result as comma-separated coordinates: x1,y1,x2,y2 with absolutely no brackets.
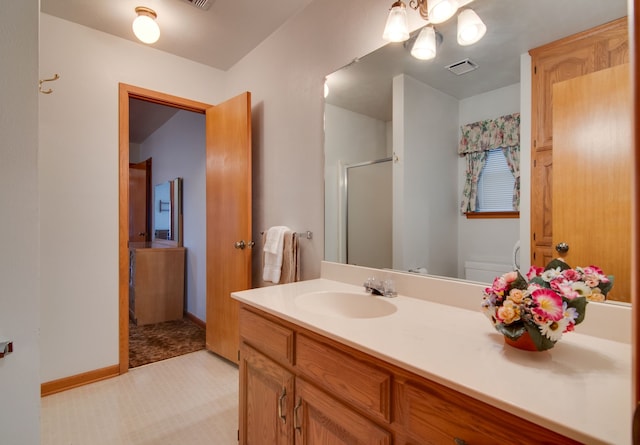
129,318,206,368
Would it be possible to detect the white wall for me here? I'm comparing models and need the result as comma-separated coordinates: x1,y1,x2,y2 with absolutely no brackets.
457,83,521,278
139,110,207,321
39,14,227,382
324,103,388,263
0,1,40,442
394,75,459,275
37,0,401,384
224,0,419,286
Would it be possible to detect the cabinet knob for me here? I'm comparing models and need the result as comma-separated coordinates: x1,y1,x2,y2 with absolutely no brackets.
555,242,569,254
454,439,468,445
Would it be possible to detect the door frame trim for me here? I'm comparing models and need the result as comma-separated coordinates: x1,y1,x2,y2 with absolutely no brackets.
118,83,211,373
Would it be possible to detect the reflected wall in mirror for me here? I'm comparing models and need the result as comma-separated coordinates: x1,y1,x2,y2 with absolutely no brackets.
323,0,631,302
153,177,183,246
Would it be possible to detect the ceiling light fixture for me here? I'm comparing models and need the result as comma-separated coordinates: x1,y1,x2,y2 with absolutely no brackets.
382,0,486,60
133,6,160,44
457,8,486,45
382,1,410,42
410,26,438,60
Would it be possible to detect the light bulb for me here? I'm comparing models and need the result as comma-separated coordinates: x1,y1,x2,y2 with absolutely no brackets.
382,1,410,42
411,26,437,60
133,7,160,44
427,0,458,24
457,9,486,46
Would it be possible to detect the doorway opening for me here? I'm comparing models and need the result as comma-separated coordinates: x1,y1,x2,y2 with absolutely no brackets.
119,84,213,373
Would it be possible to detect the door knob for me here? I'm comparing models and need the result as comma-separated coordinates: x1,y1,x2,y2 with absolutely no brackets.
234,240,255,250
555,242,569,254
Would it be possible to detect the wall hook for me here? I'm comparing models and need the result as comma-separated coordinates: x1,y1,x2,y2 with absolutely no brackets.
39,73,60,94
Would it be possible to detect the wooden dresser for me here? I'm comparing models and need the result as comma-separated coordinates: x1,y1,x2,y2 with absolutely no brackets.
129,246,186,325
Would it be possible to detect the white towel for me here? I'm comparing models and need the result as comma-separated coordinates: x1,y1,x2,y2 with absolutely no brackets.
263,226,290,283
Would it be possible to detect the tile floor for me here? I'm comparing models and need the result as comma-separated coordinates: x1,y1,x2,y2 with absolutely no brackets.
41,350,239,445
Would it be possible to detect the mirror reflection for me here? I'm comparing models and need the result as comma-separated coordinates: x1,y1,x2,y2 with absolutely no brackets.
323,0,630,302
153,177,183,246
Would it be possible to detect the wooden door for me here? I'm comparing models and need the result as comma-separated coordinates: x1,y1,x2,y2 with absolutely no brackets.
206,92,252,363
529,18,629,267
553,64,631,302
294,378,391,445
240,345,294,445
129,159,151,243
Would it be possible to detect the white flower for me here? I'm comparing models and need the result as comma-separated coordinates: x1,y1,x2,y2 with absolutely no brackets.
538,318,570,342
541,267,562,282
571,281,592,298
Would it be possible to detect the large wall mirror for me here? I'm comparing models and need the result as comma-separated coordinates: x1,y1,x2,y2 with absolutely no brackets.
153,177,183,246
323,0,630,302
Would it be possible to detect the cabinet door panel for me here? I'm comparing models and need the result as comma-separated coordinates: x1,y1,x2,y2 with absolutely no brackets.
240,344,294,445
530,149,553,265
296,334,391,423
295,378,390,445
399,380,579,445
240,308,294,365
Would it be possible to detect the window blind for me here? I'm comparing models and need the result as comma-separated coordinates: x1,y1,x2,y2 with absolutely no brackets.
476,149,515,211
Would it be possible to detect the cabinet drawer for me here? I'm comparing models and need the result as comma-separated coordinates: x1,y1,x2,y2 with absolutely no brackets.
239,308,294,366
296,334,391,423
399,381,579,445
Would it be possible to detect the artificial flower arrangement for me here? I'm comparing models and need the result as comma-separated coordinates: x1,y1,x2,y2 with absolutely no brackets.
481,259,613,351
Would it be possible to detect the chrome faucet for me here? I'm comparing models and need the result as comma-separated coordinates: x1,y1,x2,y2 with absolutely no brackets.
364,277,397,298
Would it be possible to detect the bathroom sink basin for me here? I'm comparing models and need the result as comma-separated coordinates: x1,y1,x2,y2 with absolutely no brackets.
294,291,397,319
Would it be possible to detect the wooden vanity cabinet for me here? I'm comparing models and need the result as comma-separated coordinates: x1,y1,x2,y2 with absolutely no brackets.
238,305,579,445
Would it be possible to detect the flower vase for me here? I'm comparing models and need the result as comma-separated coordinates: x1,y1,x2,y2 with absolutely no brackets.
504,331,543,351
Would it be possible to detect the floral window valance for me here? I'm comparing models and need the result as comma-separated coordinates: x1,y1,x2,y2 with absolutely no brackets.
458,113,520,155
459,113,521,213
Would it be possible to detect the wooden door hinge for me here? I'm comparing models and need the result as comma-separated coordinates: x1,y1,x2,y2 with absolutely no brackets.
237,429,239,441
533,232,536,241
238,349,240,361
534,65,537,74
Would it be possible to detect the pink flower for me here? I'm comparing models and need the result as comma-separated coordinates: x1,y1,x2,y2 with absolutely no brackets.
491,276,508,294
503,271,518,284
526,266,544,281
561,269,581,282
531,288,564,322
555,283,579,300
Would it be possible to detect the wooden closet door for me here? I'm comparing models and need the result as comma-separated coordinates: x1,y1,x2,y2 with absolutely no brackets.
552,64,631,302
205,92,252,363
529,17,629,267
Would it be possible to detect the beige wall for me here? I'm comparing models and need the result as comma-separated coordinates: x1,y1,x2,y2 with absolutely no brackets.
38,0,407,384
38,14,227,382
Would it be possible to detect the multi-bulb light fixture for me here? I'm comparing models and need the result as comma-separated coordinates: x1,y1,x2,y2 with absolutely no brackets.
383,0,486,60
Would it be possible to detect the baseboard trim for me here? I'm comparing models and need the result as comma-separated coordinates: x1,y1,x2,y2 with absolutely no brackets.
41,364,120,397
184,311,206,329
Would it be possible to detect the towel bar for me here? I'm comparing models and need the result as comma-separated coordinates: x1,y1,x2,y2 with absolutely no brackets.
260,230,312,240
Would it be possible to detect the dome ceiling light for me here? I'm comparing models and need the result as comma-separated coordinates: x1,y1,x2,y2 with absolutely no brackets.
133,6,160,44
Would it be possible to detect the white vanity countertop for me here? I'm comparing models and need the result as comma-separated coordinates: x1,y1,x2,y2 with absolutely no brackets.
232,278,632,445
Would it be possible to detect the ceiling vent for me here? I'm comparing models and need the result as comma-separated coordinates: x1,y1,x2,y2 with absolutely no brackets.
446,58,479,75
180,0,214,10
